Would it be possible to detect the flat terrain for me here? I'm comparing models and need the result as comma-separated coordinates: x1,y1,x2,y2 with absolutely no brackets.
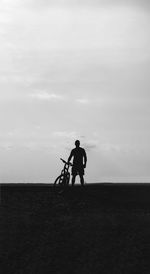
1,183,150,274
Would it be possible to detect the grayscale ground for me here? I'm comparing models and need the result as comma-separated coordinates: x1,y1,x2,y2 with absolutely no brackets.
1,183,150,274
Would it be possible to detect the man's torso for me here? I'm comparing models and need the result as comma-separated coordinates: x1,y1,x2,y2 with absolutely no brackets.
71,147,85,167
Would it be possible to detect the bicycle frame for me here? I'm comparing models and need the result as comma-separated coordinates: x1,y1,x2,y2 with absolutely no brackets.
54,158,72,186
60,158,71,175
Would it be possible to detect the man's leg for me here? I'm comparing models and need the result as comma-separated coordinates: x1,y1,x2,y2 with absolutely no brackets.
72,175,76,186
80,175,84,186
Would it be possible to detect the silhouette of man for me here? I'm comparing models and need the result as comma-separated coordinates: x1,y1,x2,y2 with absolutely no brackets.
68,140,87,186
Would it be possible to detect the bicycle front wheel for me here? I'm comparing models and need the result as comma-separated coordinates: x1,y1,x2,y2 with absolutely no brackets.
54,172,70,185
54,174,64,186
66,173,70,185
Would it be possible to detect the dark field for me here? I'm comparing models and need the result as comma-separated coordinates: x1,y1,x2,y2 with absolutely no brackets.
1,183,150,274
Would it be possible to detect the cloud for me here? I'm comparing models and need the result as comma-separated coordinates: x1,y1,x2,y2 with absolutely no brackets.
52,131,90,151
83,141,98,151
76,98,90,105
52,131,78,139
30,92,64,101
0,142,14,151
21,0,150,10
99,143,121,152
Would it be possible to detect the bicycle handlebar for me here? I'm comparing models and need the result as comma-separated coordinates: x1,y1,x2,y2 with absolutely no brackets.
60,158,73,166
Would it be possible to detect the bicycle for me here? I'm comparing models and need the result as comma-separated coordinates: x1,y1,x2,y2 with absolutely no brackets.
54,158,73,189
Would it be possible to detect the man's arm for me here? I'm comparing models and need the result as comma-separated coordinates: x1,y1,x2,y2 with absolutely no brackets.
83,149,87,168
68,150,73,163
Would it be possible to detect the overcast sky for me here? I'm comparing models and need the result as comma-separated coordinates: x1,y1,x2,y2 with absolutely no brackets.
0,0,150,183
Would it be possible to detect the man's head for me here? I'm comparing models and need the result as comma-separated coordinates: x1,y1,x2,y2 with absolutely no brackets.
75,140,80,148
